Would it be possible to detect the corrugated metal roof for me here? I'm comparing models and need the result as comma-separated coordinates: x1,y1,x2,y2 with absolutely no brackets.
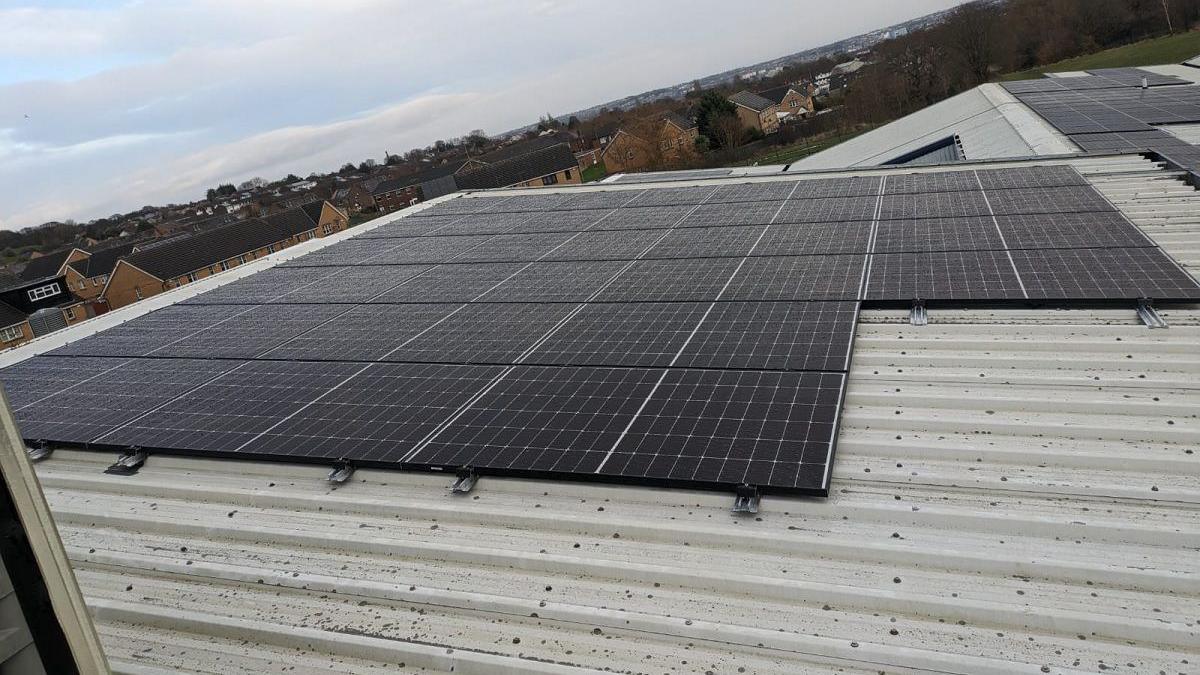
793,85,1078,170
16,154,1199,673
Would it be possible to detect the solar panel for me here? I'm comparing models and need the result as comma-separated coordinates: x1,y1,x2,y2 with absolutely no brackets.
627,186,715,207
878,191,991,220
676,202,784,228
996,212,1154,250
381,303,577,364
1009,247,1200,301
593,257,744,302
524,302,710,367
885,171,980,195
975,165,1088,190
556,190,643,210
595,369,845,494
722,255,867,301
754,221,873,256
451,232,575,263
705,181,799,203
274,265,436,303
50,305,251,357
985,186,1115,216
592,205,694,230
477,260,629,302
183,267,338,304
540,229,666,261
872,217,1004,253
358,215,462,238
865,250,1025,301
510,209,613,233
675,301,858,371
148,304,352,359
775,195,878,223
788,176,880,200
642,225,766,259
259,303,462,362
371,262,527,303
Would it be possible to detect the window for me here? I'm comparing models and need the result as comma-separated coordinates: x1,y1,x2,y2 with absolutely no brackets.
209,265,218,275
409,197,419,206
64,307,75,321
236,255,247,265
322,223,334,235
134,287,143,300
219,261,230,272
541,173,559,186
27,283,60,302
77,279,86,290
565,169,572,180
267,244,276,254
790,99,799,108
0,325,23,343
187,272,198,283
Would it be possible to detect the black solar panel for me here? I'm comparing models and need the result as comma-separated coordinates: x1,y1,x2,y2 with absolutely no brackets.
865,250,1025,301
596,369,844,493
9,164,1200,500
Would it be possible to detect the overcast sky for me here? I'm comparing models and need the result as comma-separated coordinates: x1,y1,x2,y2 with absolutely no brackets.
0,0,966,230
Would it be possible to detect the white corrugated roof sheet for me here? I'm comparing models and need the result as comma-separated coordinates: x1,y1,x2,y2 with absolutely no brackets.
14,154,1200,674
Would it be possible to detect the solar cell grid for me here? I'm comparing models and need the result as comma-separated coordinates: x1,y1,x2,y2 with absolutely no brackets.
676,201,783,228
524,302,709,367
151,304,351,359
878,190,991,221
592,205,692,230
357,215,463,238
280,265,435,303
986,186,1115,216
372,262,527,303
594,257,744,302
410,365,664,474
705,181,799,203
477,260,629,302
451,232,575,263
183,266,335,305
421,212,529,236
754,221,873,256
642,225,766,259
775,195,878,224
626,186,715,207
676,301,858,372
975,165,1088,190
556,190,643,210
13,357,243,445
722,255,867,301
597,369,844,493
96,360,365,452
788,176,880,200
485,192,571,212
244,362,508,462
513,209,612,233
383,302,578,364
865,250,1025,301
49,305,251,357
259,303,462,362
872,217,1004,253
0,356,132,409
1010,247,1200,301
541,229,666,261
996,212,1152,250
885,170,980,195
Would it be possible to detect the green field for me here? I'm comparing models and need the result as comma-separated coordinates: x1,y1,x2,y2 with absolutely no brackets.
581,163,607,183
736,126,879,167
1002,30,1200,81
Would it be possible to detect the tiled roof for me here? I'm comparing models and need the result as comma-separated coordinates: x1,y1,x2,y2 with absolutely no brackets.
0,300,26,327
757,85,803,105
478,133,574,163
67,242,139,279
19,249,77,281
456,143,579,189
663,111,696,131
120,218,292,280
371,163,466,196
729,90,777,112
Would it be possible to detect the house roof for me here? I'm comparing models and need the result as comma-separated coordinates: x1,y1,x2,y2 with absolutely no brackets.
371,163,467,196
455,143,579,189
13,153,1200,673
729,90,777,112
663,111,696,131
19,249,78,281
66,242,139,280
119,218,292,280
478,132,574,163
0,300,26,328
757,85,803,106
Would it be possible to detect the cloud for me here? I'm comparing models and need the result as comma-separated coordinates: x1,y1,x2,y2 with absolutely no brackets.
0,0,968,230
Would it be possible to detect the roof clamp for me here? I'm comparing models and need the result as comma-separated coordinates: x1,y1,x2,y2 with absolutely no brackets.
25,441,52,463
104,448,147,476
327,460,355,484
909,299,928,327
450,467,478,494
1136,298,1168,329
732,484,761,515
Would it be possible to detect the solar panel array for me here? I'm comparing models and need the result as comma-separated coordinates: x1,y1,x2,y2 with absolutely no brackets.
4,165,1199,497
1002,71,1200,170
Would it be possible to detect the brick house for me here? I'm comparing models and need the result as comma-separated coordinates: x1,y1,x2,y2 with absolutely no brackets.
62,241,139,303
757,84,815,123
599,130,646,174
0,274,90,349
729,91,780,135
660,112,700,158
101,201,348,310
455,143,581,189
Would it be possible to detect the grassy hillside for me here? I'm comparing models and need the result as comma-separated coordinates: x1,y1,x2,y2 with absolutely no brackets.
1002,30,1200,80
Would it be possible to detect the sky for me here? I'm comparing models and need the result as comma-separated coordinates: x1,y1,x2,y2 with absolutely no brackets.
0,0,967,231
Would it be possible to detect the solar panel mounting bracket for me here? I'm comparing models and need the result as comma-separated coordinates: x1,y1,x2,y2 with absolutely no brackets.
450,467,478,494
327,460,355,484
909,299,928,327
104,449,147,476
25,441,51,463
732,484,760,515
1136,298,1168,329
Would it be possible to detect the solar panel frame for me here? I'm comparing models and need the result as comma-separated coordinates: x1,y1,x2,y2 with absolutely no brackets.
721,255,867,301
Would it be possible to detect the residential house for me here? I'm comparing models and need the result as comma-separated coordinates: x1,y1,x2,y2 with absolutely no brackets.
62,241,139,304
18,248,89,283
0,274,90,349
599,129,647,174
101,201,347,310
660,112,700,157
757,84,815,123
455,143,581,189
728,91,781,135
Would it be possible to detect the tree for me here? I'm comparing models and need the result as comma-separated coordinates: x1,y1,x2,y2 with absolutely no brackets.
384,152,403,165
464,130,488,151
358,159,376,173
338,163,357,176
238,176,267,190
695,92,742,150
284,173,301,183
216,183,237,196
206,188,218,202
